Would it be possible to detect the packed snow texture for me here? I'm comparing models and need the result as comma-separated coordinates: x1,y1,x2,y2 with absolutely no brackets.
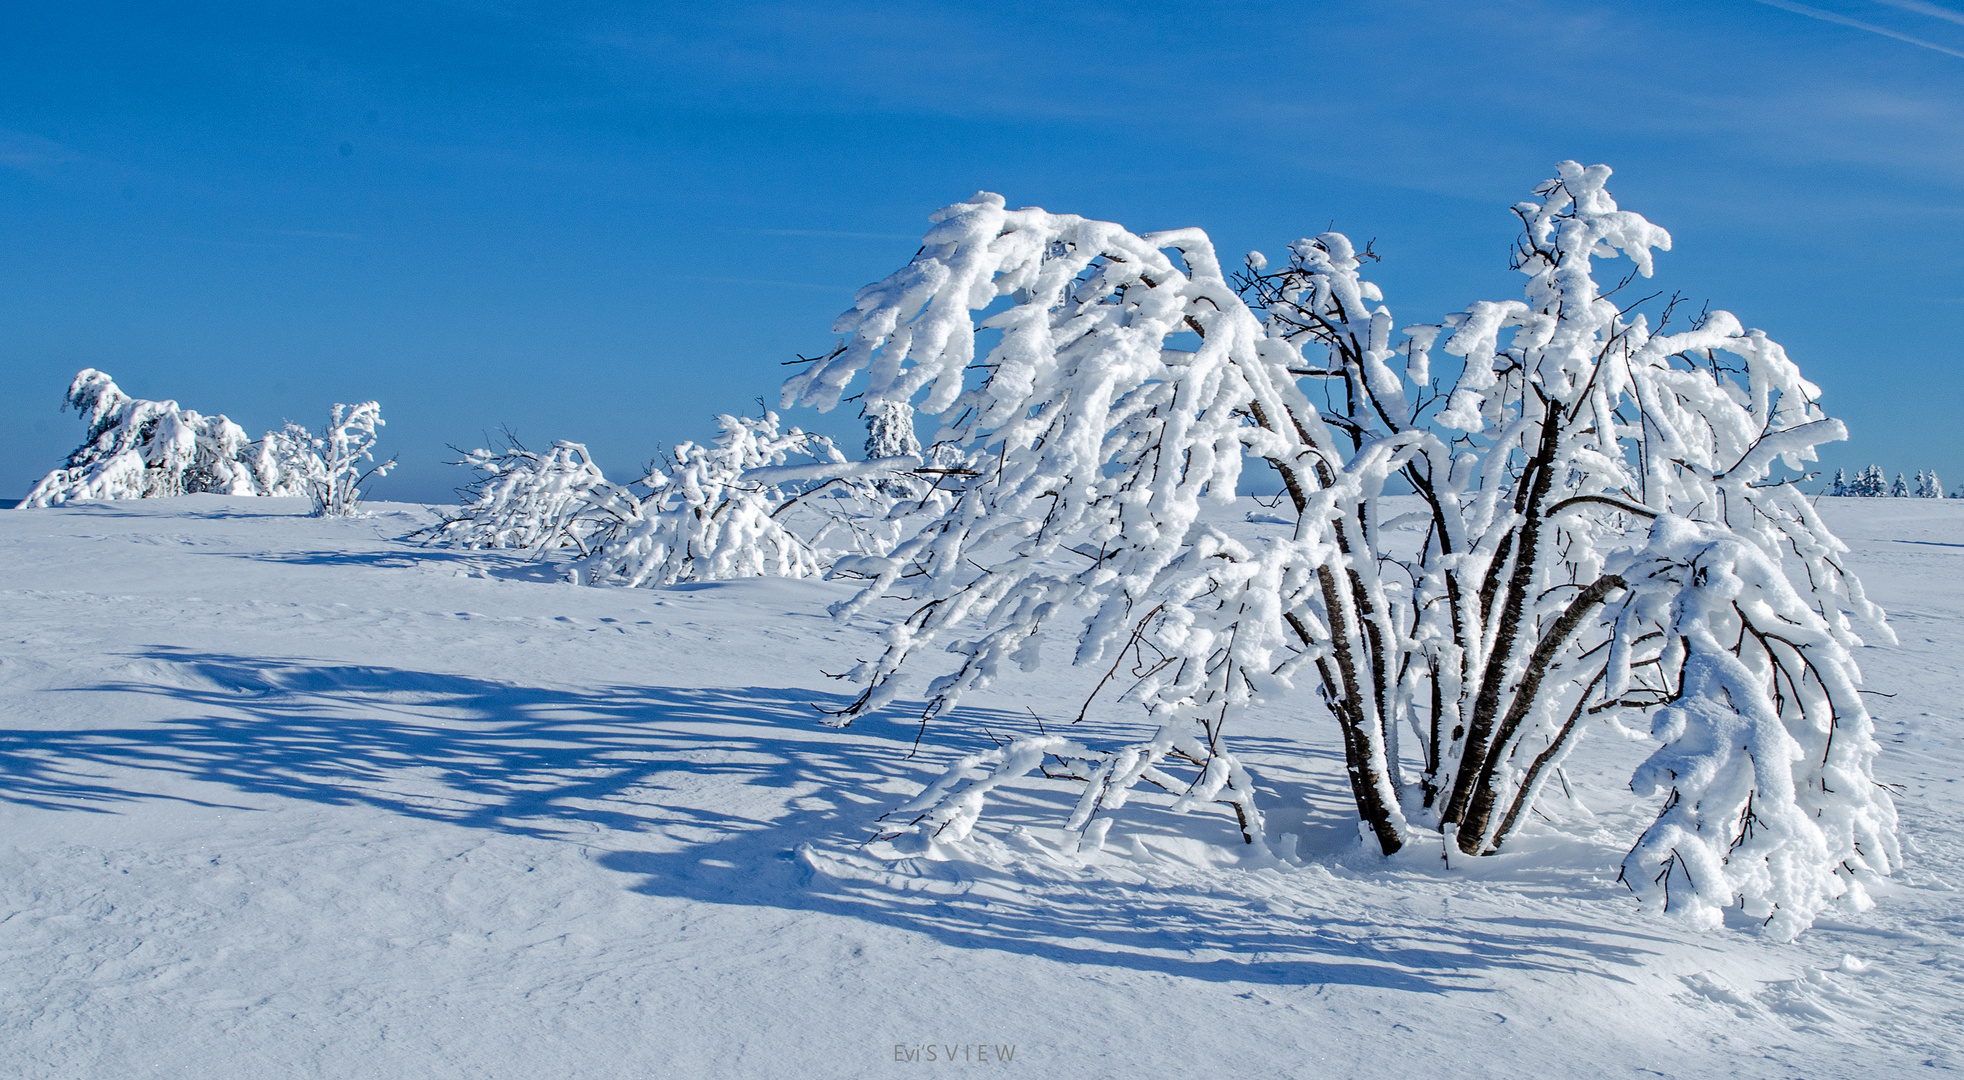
0,495,1959,1078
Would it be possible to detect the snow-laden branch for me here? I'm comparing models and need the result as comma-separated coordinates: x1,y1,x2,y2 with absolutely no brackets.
786,162,1897,936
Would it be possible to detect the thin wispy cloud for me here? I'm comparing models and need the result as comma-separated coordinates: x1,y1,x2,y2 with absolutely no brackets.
260,228,364,241
0,128,82,170
733,228,920,241
1755,0,1964,59
682,274,853,292
1872,0,1964,29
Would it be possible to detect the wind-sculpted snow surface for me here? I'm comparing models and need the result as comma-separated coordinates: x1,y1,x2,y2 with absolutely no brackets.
783,163,1897,935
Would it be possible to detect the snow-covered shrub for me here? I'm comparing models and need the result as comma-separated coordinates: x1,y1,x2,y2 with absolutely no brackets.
784,162,1898,936
308,402,394,516
422,436,638,553
576,411,917,588
257,423,328,500
22,369,315,507
237,403,394,518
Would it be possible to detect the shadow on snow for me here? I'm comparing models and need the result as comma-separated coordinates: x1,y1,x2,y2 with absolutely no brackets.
0,647,1668,991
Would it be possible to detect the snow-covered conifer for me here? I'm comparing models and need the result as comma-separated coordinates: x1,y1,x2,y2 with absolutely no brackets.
784,163,1898,935
864,400,925,499
1827,468,1848,497
1915,470,1944,499
1893,472,1911,498
1852,464,1887,497
23,370,315,507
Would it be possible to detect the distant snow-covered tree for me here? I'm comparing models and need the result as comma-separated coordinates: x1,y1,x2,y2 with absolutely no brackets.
1826,468,1848,497
287,402,395,517
1892,472,1911,498
1917,470,1945,499
422,436,639,553
22,369,316,507
1849,464,1888,497
864,400,926,499
784,162,1898,937
577,411,917,588
258,423,329,501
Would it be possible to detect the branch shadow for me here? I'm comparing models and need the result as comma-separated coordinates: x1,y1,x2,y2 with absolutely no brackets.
213,546,573,584
6,497,316,521
2,647,1671,994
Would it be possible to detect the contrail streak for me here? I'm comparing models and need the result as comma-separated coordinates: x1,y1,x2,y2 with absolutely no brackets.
1754,0,1964,58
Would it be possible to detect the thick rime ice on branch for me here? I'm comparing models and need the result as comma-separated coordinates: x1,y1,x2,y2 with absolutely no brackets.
23,370,327,508
783,163,1899,935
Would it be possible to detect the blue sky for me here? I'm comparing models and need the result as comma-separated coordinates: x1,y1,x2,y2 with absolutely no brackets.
3,0,1962,502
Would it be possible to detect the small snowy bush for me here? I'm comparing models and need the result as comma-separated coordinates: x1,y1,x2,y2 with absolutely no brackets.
785,162,1899,937
422,436,637,554
575,411,919,588
23,370,317,507
240,403,394,517
307,402,395,517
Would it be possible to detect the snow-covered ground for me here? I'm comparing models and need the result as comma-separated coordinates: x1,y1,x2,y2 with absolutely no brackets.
1,495,1959,1078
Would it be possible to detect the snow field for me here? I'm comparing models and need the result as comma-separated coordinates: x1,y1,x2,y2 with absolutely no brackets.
0,495,1959,1078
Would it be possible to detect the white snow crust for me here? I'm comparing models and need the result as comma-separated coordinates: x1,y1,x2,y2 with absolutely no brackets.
0,495,1959,1077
